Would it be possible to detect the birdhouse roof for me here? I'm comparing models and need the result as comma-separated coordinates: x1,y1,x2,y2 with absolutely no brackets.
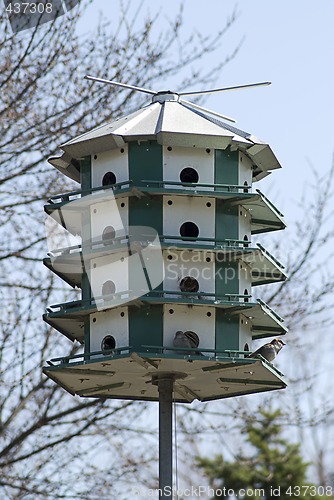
50,95,281,182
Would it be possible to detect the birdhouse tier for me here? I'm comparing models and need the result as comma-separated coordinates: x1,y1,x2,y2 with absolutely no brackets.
45,184,285,237
44,297,287,346
44,94,287,401
44,243,286,289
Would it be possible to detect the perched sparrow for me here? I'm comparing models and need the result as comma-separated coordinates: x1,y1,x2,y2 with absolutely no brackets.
179,277,199,294
247,338,285,362
173,330,203,355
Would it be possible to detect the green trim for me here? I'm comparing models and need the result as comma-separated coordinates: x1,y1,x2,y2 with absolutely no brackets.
142,179,248,193
129,196,163,235
252,333,286,340
215,261,239,297
47,349,253,366
80,156,92,352
81,233,91,352
129,304,163,351
256,188,284,217
45,237,255,260
252,325,285,332
215,311,240,351
215,200,239,244
47,181,132,205
128,141,162,186
128,141,163,235
215,147,239,186
80,156,92,192
45,351,286,382
45,184,253,208
47,347,132,364
251,218,284,227
84,317,90,354
46,293,257,316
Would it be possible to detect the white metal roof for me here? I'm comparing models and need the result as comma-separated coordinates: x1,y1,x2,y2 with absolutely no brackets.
50,93,282,182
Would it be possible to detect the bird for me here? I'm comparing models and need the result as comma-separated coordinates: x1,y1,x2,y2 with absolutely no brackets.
101,335,116,355
179,276,200,294
247,338,285,362
179,276,205,300
173,330,203,356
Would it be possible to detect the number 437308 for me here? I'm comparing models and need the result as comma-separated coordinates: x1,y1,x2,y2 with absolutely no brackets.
5,3,53,15
285,485,333,496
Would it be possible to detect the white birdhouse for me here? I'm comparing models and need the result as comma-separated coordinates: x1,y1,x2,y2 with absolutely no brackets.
43,85,288,402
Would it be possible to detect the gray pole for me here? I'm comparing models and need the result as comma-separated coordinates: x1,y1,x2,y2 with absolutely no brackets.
157,376,174,499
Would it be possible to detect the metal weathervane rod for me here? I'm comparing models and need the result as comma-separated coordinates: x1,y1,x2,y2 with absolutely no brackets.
84,75,271,98
84,75,157,95
178,81,271,96
84,76,271,124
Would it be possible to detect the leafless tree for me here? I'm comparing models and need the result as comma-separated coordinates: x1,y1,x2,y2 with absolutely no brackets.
0,1,240,497
3,1,333,496
177,160,334,492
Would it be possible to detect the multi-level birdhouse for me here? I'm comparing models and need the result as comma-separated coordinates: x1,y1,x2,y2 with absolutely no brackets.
43,88,287,402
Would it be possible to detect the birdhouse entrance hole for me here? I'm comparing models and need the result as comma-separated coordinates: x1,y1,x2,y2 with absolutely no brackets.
102,171,117,186
180,221,199,239
180,167,199,184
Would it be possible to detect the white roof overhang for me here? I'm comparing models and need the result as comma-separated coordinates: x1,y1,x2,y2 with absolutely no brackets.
49,96,282,182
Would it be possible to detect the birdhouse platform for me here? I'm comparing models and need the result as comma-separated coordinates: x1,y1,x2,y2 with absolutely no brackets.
44,349,286,403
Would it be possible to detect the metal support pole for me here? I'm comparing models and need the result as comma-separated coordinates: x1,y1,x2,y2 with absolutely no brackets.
157,376,174,498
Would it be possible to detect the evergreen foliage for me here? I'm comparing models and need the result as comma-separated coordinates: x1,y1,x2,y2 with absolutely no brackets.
197,409,332,499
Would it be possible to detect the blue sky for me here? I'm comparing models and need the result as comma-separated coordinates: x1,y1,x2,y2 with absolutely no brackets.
79,0,334,219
